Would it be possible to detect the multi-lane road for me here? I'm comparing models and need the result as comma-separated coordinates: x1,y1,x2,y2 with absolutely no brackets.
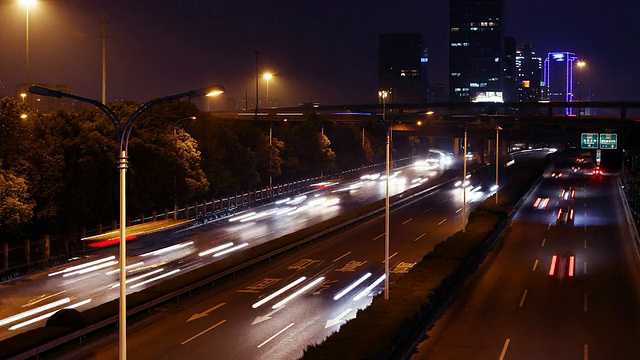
412,158,640,359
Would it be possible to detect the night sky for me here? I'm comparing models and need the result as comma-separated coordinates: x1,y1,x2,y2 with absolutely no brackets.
1,0,638,107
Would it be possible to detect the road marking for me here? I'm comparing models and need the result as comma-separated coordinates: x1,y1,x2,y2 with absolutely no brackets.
584,224,587,231
251,307,284,325
325,308,352,328
414,233,426,242
532,259,538,271
455,208,462,214
519,290,528,307
383,252,398,263
584,294,588,312
333,252,351,262
541,238,546,247
584,344,588,360
373,233,384,241
423,208,432,213
438,219,447,225
499,338,511,360
187,302,226,322
584,262,587,274
402,218,413,225
257,322,295,348
181,320,226,345
548,223,552,230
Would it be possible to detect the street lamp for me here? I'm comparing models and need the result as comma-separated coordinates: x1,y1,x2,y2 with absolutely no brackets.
462,126,467,232
577,60,586,115
495,126,503,204
173,116,197,219
29,84,223,360
20,0,35,86
263,73,273,108
377,89,390,300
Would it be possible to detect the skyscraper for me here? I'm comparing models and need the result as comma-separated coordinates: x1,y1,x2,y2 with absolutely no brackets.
449,0,504,102
378,33,427,104
544,51,578,114
515,44,542,102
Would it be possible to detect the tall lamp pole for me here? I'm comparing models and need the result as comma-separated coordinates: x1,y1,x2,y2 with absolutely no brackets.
29,85,224,360
495,126,503,204
20,0,35,86
378,90,390,300
577,60,586,116
462,126,468,232
254,51,260,118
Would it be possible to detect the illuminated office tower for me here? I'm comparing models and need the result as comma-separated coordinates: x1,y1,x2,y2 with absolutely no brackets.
544,51,577,115
378,33,427,103
449,0,504,102
515,44,542,102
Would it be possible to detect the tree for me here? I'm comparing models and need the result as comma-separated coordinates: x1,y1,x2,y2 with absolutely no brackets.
0,168,34,239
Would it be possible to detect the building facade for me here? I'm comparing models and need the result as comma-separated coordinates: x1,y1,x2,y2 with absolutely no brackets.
378,33,427,104
15,83,77,113
515,44,543,102
449,0,504,102
544,51,578,114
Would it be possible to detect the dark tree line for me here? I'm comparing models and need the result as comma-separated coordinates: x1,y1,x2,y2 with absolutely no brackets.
0,97,424,244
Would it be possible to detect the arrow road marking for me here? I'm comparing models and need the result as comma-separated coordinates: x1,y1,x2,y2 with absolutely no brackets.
251,306,284,325
187,302,226,322
325,308,352,328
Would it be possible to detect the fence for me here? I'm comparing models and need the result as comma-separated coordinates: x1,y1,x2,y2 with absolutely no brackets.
1,157,416,277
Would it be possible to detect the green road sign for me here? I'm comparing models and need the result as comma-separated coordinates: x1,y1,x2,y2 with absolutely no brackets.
581,133,598,149
599,133,617,149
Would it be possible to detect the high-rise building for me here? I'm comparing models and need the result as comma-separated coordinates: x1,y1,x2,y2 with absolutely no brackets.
503,36,517,103
449,0,504,102
544,51,578,114
515,44,542,102
378,33,427,104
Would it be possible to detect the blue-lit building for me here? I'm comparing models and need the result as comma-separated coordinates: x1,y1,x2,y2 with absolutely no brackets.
449,0,504,102
544,51,578,114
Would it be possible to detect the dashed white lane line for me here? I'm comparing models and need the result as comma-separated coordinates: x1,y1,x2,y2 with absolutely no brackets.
333,252,351,262
499,338,511,360
584,344,589,360
181,320,226,345
548,223,552,230
584,294,588,312
455,208,462,214
584,262,587,274
373,233,384,241
438,219,447,225
519,290,528,307
383,252,398,263
414,233,426,242
424,208,432,213
584,239,587,249
541,238,546,247
532,259,539,271
257,322,295,348
403,218,413,225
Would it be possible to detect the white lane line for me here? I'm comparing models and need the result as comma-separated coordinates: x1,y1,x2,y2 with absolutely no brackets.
383,252,398,263
584,294,588,312
541,238,546,247
499,338,511,360
584,239,587,249
333,252,351,262
532,259,539,271
257,322,295,348
424,208,432,213
414,233,426,242
548,223,552,230
181,320,226,345
519,290,528,307
438,219,447,225
373,233,384,241
584,262,587,274
584,344,588,360
402,218,413,225
584,224,587,231
455,208,462,214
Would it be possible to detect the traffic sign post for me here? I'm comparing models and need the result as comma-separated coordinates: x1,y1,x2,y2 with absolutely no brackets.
581,133,598,149
599,133,617,149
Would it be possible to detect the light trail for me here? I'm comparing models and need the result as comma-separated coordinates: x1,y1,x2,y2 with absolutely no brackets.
140,242,194,257
212,243,249,257
198,243,234,257
272,277,325,309
333,273,372,300
353,274,386,301
130,269,180,288
48,256,116,276
0,298,71,327
252,277,307,308
9,299,92,331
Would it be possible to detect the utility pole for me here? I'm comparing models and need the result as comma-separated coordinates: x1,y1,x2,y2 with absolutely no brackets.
101,14,107,104
255,51,260,118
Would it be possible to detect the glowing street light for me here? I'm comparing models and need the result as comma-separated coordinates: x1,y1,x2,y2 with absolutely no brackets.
263,72,273,108
29,84,223,360
377,89,390,300
576,60,586,115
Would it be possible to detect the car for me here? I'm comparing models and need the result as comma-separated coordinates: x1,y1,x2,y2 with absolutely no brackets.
533,197,550,209
571,166,581,173
549,253,576,278
560,188,576,200
556,207,574,225
592,167,603,176
550,171,563,178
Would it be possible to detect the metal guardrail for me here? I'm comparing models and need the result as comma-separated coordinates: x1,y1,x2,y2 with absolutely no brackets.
9,169,451,360
617,178,640,259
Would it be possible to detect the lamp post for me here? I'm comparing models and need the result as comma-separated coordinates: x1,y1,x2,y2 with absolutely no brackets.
20,0,35,86
495,126,503,204
378,89,390,300
173,116,197,219
263,73,273,108
30,84,224,360
462,126,468,232
577,60,586,116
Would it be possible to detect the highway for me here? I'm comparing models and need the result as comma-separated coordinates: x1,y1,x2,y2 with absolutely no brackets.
0,152,454,340
411,158,640,359
42,151,550,360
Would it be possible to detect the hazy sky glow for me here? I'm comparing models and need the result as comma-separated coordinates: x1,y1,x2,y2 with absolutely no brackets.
0,0,638,106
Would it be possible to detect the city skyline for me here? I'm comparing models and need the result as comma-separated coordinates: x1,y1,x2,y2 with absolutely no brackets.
0,0,638,107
